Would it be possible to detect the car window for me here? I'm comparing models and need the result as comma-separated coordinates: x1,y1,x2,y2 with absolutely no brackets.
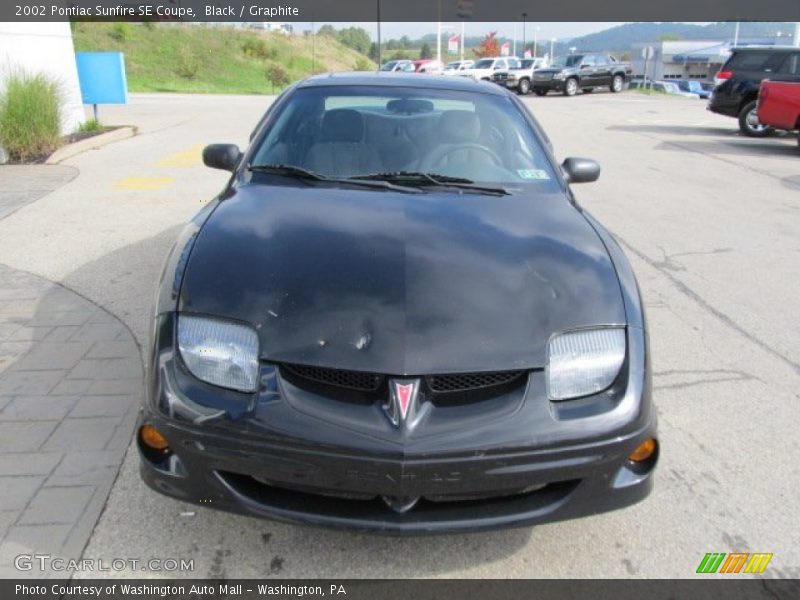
474,59,495,69
776,53,800,75
580,56,596,67
249,85,560,190
496,60,507,69
507,58,521,69
726,52,775,71
594,55,608,66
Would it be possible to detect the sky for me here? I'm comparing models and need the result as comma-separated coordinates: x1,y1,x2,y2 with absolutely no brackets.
296,22,711,42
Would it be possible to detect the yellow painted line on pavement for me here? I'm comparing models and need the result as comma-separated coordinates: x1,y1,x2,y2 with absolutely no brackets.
114,176,174,191
157,143,205,168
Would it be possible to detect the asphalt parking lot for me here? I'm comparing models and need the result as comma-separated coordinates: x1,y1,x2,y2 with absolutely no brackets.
1,88,798,579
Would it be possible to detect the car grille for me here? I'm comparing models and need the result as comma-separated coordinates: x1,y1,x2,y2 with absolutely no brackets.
427,370,525,393
534,73,553,81
277,363,528,404
492,73,508,82
280,363,383,393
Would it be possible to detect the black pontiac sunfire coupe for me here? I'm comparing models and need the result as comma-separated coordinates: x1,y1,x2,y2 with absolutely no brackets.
138,73,657,533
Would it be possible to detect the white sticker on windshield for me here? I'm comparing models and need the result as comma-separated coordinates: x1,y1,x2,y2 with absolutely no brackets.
517,169,550,180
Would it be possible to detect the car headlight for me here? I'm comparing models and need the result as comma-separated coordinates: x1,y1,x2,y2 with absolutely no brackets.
177,315,260,392
553,72,566,80
547,327,626,400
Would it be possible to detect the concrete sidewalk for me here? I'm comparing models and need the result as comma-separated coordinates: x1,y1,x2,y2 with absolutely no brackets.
0,167,142,578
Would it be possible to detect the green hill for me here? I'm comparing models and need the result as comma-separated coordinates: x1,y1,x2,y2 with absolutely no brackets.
71,22,375,94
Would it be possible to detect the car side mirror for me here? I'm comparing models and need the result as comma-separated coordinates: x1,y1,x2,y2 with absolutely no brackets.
203,144,241,172
562,157,601,184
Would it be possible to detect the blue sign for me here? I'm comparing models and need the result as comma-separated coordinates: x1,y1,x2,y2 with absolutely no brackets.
75,52,128,105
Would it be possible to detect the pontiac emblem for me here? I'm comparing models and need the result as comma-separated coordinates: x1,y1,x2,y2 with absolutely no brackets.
384,378,420,427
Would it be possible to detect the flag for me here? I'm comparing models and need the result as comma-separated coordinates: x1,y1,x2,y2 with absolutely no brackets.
448,34,459,55
501,42,510,56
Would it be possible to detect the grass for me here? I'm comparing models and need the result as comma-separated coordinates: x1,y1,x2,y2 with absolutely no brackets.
0,70,62,162
72,23,376,95
77,118,103,133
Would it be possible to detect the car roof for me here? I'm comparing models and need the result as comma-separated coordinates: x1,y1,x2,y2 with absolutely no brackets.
297,72,508,95
731,46,798,54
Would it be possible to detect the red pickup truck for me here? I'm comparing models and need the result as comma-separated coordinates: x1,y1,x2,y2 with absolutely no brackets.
757,80,800,148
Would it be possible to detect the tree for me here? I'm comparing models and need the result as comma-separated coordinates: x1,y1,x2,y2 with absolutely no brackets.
400,35,411,49
419,43,432,59
368,42,380,62
337,27,371,55
265,64,290,93
317,24,336,37
473,31,500,58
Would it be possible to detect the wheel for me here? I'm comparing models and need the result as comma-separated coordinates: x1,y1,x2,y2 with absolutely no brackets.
582,88,593,94
610,75,624,93
534,89,547,96
517,78,531,95
738,100,773,137
563,78,578,96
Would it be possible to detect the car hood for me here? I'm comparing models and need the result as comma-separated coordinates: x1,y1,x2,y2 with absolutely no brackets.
535,68,568,75
179,184,625,374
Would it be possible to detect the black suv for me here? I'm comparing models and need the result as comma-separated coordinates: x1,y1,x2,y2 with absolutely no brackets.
709,47,800,136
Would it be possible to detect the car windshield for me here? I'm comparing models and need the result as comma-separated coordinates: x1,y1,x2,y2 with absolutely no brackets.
445,62,461,70
550,55,584,69
473,59,495,69
520,59,535,69
380,62,398,71
249,85,559,191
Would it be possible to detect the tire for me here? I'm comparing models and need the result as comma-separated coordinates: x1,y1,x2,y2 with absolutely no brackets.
611,74,624,93
563,78,578,97
582,88,593,94
534,89,547,96
517,78,531,95
738,100,774,137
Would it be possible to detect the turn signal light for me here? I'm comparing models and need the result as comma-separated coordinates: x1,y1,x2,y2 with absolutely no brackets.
139,424,170,453
629,438,657,463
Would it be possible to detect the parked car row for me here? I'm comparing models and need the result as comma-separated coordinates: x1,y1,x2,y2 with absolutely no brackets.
708,46,800,137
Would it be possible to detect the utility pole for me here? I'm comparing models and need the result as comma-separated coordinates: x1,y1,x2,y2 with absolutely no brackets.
522,13,527,58
376,1,381,67
550,38,556,61
733,22,740,47
436,0,442,65
460,21,465,61
794,22,800,47
533,26,539,58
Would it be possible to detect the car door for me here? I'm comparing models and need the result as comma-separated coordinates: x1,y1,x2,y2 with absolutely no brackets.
773,51,800,83
578,55,597,86
593,55,612,86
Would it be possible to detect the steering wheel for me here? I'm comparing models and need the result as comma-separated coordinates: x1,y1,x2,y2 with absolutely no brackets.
419,143,503,172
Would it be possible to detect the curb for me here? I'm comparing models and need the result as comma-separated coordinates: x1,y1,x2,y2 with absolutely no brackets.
46,126,137,165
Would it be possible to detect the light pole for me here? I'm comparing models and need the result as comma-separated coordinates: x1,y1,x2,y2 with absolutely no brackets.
550,38,556,61
522,13,527,58
533,26,539,58
376,0,381,67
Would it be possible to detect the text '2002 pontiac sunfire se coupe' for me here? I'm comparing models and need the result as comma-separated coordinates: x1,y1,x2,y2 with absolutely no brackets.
138,73,658,533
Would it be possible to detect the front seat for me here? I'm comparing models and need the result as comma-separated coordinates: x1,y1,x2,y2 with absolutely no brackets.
305,109,381,177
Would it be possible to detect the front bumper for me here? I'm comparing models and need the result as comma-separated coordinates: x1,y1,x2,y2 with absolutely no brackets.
139,314,657,534
532,78,567,92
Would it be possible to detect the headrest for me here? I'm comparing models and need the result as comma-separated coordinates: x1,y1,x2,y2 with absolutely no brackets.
320,109,364,143
438,110,481,143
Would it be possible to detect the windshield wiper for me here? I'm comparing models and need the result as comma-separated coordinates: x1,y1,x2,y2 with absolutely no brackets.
248,164,422,194
350,171,510,196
